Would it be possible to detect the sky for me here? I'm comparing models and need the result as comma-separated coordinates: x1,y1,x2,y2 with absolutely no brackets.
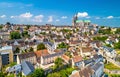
0,0,120,27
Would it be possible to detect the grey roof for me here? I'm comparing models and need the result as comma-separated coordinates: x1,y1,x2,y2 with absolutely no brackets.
13,40,19,45
102,46,114,52
21,61,34,76
47,42,54,47
84,58,94,65
91,62,103,71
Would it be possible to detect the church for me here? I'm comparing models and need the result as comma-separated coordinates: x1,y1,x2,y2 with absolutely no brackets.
72,14,91,26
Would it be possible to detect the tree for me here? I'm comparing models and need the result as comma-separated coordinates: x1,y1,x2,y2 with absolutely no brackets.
6,22,11,25
115,28,120,34
114,42,120,49
40,32,46,35
10,31,21,39
22,31,30,38
47,72,61,77
0,25,3,29
10,62,17,67
31,68,45,77
54,57,63,69
37,43,46,50
26,25,31,30
57,42,69,49
47,67,74,77
29,47,34,52
93,36,108,42
14,47,20,53
0,72,4,77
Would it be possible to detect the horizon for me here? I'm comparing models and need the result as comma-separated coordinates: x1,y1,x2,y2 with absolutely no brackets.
0,0,120,27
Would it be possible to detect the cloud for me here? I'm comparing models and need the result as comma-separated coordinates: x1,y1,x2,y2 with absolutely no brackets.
32,15,44,22
48,16,53,22
95,17,100,19
86,16,91,19
19,12,33,18
0,15,6,18
10,16,17,18
77,12,88,17
61,16,67,19
10,12,33,19
56,19,60,22
0,2,14,7
107,16,114,19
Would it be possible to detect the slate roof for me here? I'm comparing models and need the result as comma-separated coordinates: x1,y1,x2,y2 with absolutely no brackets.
18,52,36,60
91,62,103,71
47,42,54,47
21,61,34,76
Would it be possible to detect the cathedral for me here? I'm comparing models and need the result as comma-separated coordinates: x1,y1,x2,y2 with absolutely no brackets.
72,14,91,26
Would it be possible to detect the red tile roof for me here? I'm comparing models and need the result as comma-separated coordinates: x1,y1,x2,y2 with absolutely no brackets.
34,49,49,58
62,54,70,61
73,56,82,63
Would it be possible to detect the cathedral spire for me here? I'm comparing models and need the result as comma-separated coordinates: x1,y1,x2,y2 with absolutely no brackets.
72,14,78,26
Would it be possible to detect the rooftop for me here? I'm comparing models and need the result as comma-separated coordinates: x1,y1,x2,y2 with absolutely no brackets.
34,49,49,57
73,56,83,63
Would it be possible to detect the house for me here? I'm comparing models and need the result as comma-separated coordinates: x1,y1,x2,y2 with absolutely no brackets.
69,62,104,77
17,52,37,65
40,48,66,65
34,49,49,64
7,64,22,74
72,56,84,68
84,58,95,66
69,40,81,46
61,54,70,63
91,62,104,77
69,66,94,77
69,70,80,77
101,46,116,59
0,31,10,40
45,42,56,54
21,61,35,76
92,54,103,63
82,47,93,56
54,39,66,45
0,46,13,66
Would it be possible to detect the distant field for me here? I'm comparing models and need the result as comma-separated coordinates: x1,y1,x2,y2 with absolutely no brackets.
115,49,120,54
105,62,120,70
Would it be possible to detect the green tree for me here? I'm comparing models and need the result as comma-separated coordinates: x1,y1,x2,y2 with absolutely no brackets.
93,36,108,42
47,67,74,77
57,42,69,49
29,47,34,52
101,26,105,28
14,47,20,53
114,42,120,49
6,22,11,25
22,31,30,38
10,62,17,67
0,72,4,77
10,31,21,39
37,43,46,50
26,25,31,30
40,32,46,35
47,72,61,77
31,68,45,77
54,57,63,69
115,28,120,34
0,25,3,29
